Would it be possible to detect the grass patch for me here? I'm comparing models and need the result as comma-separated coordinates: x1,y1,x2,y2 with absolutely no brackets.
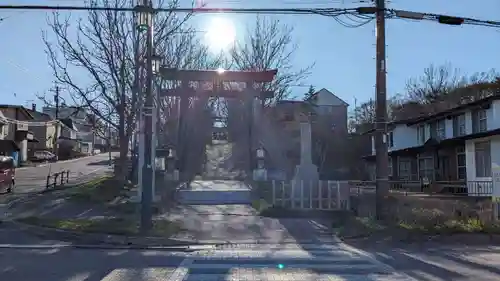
108,202,161,215
67,176,126,203
333,216,500,239
332,216,387,238
17,216,181,237
251,199,271,213
396,218,500,235
251,199,291,217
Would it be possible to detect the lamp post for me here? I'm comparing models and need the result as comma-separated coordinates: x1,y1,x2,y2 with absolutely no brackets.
151,54,163,202
167,148,176,172
152,55,162,75
134,1,155,233
256,147,265,169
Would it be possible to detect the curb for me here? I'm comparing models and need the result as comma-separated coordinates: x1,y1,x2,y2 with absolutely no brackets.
337,231,500,244
7,220,340,248
9,220,196,247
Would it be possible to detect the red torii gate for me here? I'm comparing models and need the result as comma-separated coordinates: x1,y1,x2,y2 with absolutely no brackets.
159,68,277,99
157,68,278,174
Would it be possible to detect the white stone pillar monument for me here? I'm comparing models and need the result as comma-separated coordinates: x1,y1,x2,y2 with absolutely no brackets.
293,120,319,198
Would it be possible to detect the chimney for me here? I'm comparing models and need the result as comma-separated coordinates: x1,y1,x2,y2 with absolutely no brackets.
32,103,36,111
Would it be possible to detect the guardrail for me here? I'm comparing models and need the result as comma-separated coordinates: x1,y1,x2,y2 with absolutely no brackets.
45,170,70,190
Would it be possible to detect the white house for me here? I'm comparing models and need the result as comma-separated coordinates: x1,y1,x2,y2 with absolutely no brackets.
42,106,107,154
364,95,500,197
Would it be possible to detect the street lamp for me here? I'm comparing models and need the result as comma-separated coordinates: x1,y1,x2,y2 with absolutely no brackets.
165,148,177,172
152,54,163,75
134,1,156,233
134,4,153,32
256,147,265,169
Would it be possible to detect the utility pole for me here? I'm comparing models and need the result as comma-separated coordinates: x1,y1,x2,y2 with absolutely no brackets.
108,115,112,166
53,85,60,160
138,0,155,233
91,116,96,155
374,0,389,220
132,0,141,187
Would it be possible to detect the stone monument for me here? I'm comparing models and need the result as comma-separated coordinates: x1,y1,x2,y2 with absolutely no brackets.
293,119,319,200
253,147,267,181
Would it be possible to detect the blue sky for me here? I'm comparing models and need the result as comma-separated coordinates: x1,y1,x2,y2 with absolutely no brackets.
1,0,499,110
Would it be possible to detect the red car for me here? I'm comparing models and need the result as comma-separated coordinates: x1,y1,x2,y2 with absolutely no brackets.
0,156,15,193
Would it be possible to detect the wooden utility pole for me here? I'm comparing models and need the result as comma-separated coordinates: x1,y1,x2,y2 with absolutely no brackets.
53,85,60,159
374,0,389,219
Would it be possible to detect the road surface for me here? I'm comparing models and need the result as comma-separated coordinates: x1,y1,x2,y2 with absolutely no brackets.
0,242,408,281
0,153,117,214
1,240,499,280
14,153,117,194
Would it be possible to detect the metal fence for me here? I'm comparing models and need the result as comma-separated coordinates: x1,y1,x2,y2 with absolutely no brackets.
45,170,70,190
348,180,494,197
269,180,350,211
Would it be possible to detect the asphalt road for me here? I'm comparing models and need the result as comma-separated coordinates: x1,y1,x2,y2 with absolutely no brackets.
1,241,498,281
14,153,118,194
0,243,408,281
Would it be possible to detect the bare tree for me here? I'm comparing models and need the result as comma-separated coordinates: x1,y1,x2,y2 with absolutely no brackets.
405,63,461,103
405,63,496,104
42,0,216,182
230,16,313,105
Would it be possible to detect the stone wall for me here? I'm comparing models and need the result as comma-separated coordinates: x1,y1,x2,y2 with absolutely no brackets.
351,192,495,225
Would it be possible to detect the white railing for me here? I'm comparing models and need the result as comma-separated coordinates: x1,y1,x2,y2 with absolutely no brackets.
270,180,350,210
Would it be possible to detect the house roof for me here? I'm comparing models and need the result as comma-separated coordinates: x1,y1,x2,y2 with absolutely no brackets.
361,93,500,135
404,94,500,125
305,88,349,107
0,105,34,119
25,109,53,121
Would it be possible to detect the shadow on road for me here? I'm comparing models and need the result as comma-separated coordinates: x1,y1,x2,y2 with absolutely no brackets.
338,233,500,281
0,247,186,281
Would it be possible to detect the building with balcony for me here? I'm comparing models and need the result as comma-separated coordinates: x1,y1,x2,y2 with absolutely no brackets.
363,94,500,196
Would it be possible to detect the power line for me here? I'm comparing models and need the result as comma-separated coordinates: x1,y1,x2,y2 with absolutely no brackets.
0,5,355,15
0,4,499,28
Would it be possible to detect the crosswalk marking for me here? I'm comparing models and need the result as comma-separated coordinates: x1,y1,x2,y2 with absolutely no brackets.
168,244,417,281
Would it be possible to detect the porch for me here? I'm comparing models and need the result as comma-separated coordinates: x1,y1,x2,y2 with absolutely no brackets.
363,137,493,196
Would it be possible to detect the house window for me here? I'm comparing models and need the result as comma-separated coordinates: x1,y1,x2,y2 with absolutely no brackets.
453,114,466,137
475,141,491,178
387,131,394,148
431,119,445,139
418,156,434,180
472,109,487,133
398,159,411,180
417,125,426,144
456,146,466,180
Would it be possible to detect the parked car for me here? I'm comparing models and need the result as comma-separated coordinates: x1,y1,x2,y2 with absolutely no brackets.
31,150,57,162
0,156,15,193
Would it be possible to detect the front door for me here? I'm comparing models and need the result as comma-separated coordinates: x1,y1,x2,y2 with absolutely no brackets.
438,156,450,181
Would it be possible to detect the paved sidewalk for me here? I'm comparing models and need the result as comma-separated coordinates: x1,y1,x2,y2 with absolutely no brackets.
165,204,336,244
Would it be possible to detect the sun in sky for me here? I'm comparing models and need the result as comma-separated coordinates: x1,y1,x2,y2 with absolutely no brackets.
205,17,236,52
